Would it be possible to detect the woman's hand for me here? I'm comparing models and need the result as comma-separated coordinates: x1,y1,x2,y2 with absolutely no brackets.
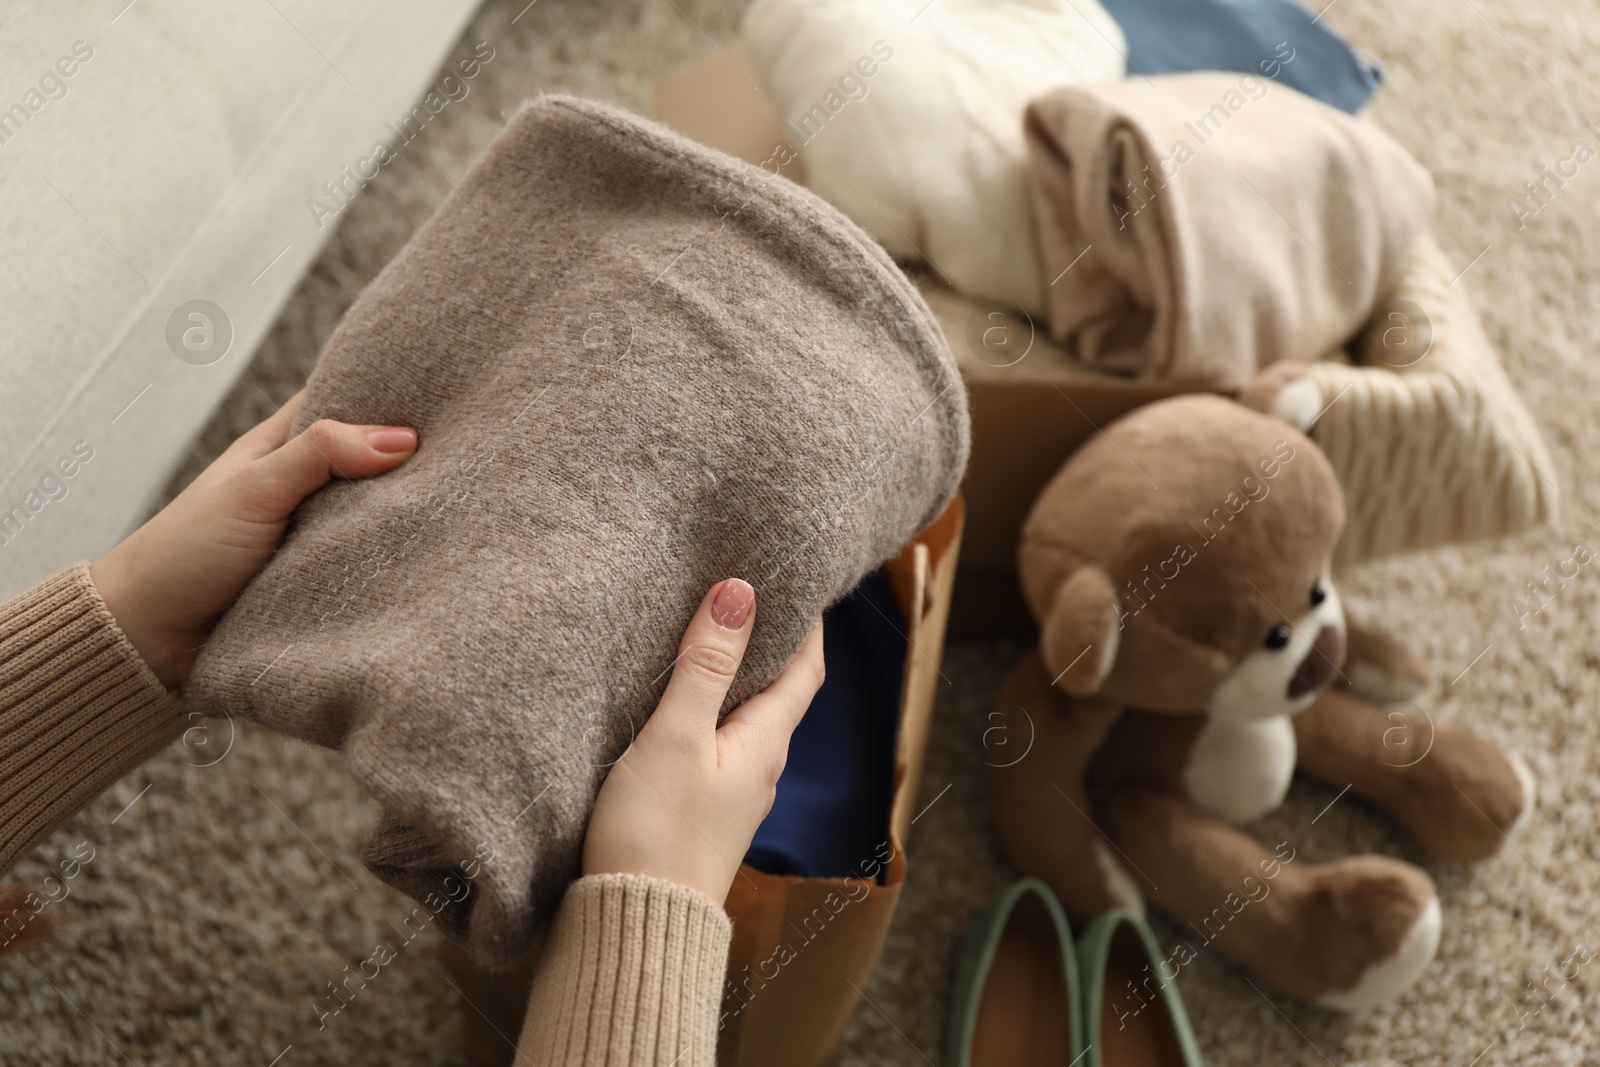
90,392,419,689
583,579,824,905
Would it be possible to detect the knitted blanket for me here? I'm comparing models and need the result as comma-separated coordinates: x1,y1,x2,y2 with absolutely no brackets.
185,96,969,970
1024,72,1434,388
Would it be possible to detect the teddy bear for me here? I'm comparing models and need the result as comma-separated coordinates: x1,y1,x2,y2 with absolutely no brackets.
986,392,1535,1010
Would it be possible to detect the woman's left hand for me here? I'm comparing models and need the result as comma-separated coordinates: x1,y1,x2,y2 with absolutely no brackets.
582,579,824,905
91,392,419,689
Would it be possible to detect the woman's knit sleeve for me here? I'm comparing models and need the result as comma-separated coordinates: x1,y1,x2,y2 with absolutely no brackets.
515,872,733,1067
0,563,183,874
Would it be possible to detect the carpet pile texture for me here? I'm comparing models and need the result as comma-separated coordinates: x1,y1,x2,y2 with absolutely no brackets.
1,0,1595,1063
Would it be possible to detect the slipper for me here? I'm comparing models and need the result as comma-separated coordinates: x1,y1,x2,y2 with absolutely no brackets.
1077,909,1205,1066
946,878,1083,1066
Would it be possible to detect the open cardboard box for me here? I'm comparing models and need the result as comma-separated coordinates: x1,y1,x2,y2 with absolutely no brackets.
716,500,962,1066
654,46,1221,639
446,501,964,1067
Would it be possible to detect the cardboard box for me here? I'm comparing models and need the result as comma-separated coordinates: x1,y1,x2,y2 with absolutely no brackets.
716,500,962,1066
653,47,1219,639
445,501,964,1067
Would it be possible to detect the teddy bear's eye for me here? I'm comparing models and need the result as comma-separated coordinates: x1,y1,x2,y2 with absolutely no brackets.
1264,624,1292,650
1310,581,1327,606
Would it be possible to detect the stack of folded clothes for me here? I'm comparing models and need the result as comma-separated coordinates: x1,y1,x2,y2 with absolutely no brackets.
743,0,1558,562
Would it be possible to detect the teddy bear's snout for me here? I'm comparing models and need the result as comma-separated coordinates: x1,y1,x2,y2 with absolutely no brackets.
1287,625,1346,698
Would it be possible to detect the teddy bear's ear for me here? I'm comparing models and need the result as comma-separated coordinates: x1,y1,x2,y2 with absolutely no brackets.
1040,565,1122,696
1239,361,1324,434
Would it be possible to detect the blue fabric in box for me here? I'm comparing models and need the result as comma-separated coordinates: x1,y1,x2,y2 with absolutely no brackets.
745,569,905,880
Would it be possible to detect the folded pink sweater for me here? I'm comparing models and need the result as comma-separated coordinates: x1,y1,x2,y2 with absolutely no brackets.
1025,73,1434,386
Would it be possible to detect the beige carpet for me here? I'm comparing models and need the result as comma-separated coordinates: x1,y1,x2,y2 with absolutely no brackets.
3,0,1597,1063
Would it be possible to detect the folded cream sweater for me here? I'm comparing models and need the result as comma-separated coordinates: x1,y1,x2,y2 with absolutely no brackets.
0,565,729,1067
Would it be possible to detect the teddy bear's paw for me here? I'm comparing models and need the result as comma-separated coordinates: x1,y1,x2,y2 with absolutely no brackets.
1343,656,1429,703
1315,895,1440,1012
1264,855,1439,1011
1504,751,1538,841
1407,742,1538,863
1341,624,1433,703
1269,376,1326,434
1239,361,1322,431
1092,839,1146,918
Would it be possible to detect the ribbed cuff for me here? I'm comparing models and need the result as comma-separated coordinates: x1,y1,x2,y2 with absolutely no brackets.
0,563,183,873
518,873,733,1067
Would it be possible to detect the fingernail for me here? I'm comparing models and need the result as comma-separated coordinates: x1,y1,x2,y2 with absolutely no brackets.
368,427,418,453
710,578,754,630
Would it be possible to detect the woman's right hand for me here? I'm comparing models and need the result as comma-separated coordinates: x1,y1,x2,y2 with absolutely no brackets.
582,579,824,905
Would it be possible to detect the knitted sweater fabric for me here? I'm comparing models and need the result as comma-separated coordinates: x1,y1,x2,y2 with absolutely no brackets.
184,96,970,969
1307,234,1559,564
0,565,732,1067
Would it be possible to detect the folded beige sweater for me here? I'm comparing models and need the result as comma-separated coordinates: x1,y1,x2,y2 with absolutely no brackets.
1024,73,1435,388
0,565,732,1067
185,96,968,970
